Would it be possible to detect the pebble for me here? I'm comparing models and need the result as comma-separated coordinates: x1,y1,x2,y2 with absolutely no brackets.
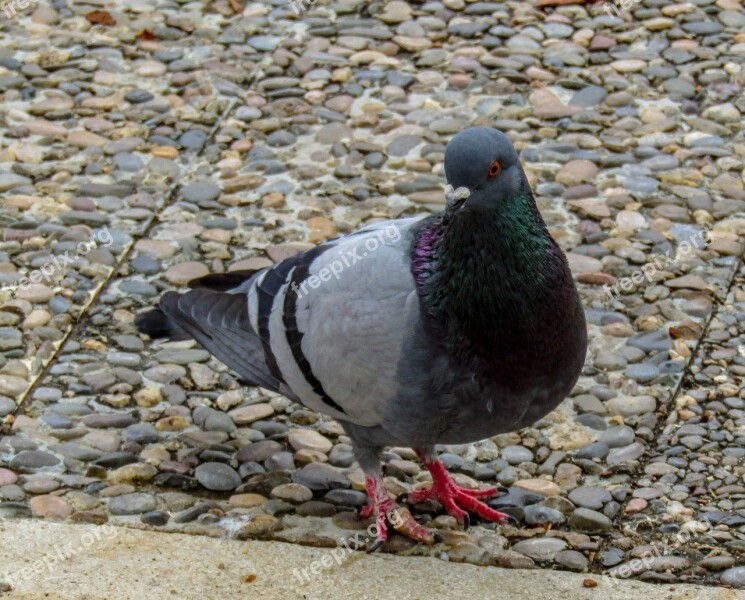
568,508,612,533
513,480,561,497
554,550,589,572
0,469,18,486
141,511,170,526
524,505,566,526
230,404,274,425
271,483,313,503
568,486,612,510
288,429,333,454
598,426,635,448
10,451,61,470
195,463,242,491
29,495,72,519
109,493,158,516
0,397,15,417
512,538,567,562
720,567,745,588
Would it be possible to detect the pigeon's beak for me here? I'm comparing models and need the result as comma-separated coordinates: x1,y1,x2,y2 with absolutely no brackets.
444,185,471,211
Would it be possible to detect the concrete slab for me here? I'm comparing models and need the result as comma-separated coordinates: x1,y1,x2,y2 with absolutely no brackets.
0,520,740,600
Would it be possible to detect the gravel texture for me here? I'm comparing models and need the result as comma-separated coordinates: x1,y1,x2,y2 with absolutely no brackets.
1,0,744,588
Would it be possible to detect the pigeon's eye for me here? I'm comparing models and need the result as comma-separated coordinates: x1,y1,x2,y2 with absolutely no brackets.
487,160,502,178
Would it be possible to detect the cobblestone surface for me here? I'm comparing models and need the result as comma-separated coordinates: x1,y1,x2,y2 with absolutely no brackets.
1,0,744,588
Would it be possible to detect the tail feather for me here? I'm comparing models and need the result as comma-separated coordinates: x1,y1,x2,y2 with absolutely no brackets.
135,268,262,340
187,269,260,293
134,267,279,390
157,290,281,391
134,309,191,340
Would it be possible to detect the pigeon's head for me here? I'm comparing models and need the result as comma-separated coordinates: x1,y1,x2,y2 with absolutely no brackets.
443,127,528,212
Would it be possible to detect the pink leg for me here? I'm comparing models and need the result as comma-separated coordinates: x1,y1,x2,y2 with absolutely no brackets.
408,450,516,529
361,472,439,551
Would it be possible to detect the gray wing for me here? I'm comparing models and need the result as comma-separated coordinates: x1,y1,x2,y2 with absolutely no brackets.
258,217,426,425
150,216,428,427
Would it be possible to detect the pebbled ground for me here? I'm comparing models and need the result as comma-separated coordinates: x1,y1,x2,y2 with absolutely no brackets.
0,0,744,591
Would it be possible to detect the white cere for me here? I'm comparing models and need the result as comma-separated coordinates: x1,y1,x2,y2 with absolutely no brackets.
444,185,471,209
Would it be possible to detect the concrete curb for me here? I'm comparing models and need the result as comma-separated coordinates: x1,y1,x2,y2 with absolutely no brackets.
0,520,741,600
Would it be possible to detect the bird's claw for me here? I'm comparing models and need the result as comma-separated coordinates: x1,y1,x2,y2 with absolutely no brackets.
504,514,519,526
406,463,513,529
388,505,438,544
361,483,439,550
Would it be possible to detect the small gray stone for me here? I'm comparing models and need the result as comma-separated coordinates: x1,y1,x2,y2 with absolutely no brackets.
141,510,170,526
719,10,745,28
0,502,32,518
324,489,367,507
180,181,221,204
606,442,645,466
568,508,612,533
387,135,423,157
174,501,218,523
598,425,635,448
594,351,627,371
0,328,23,351
0,396,14,417
524,505,565,526
83,414,137,429
501,445,533,465
576,442,609,460
512,537,566,561
600,547,625,567
113,152,144,172
328,444,356,467
291,463,349,491
700,556,735,571
123,424,160,445
625,363,658,383
0,173,31,191
721,567,745,588
568,486,612,510
125,89,154,103
10,451,61,470
554,550,589,571
179,130,208,150
109,493,157,515
626,330,671,353
570,85,607,108
195,463,242,491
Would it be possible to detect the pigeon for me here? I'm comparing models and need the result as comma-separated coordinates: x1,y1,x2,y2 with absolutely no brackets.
135,126,587,549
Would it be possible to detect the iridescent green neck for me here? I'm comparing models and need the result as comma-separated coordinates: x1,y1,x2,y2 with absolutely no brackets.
414,192,576,369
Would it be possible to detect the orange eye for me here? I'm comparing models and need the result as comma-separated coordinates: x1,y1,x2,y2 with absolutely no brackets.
487,160,502,178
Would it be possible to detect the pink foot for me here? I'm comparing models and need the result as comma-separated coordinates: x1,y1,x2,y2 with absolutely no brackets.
408,453,516,529
361,474,440,551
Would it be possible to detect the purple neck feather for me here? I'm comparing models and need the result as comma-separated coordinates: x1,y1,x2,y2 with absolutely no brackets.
412,216,445,291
